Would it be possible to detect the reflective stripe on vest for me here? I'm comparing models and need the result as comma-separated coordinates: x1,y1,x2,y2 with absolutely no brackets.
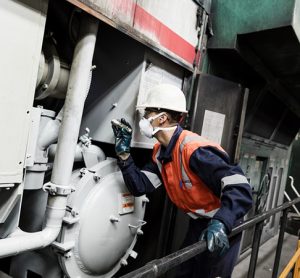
179,135,210,189
152,131,223,219
154,146,162,172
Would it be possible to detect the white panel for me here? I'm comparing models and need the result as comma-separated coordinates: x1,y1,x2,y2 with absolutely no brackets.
137,0,198,46
69,0,197,68
132,51,184,149
81,0,136,26
0,0,48,183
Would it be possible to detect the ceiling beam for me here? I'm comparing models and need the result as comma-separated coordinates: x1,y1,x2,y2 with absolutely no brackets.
237,38,300,118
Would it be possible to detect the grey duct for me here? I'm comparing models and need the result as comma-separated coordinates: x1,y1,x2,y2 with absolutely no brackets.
0,14,99,258
35,46,70,100
48,143,106,168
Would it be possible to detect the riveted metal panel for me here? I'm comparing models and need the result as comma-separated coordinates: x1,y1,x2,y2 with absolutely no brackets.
0,0,48,184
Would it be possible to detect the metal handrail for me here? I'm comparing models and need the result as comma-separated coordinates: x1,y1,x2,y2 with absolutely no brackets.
119,196,300,278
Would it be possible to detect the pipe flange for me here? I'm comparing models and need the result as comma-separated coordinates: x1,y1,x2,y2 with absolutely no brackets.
43,182,75,196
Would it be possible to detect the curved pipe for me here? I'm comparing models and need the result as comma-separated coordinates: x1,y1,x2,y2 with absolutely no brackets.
0,14,99,258
48,143,106,164
38,108,63,151
289,176,300,198
0,196,66,258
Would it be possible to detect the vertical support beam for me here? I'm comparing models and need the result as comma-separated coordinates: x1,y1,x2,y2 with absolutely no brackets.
247,221,264,278
243,84,268,131
234,88,249,163
188,9,209,130
272,208,289,278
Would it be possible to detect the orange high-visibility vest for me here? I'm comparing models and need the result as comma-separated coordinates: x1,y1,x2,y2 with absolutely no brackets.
152,130,225,218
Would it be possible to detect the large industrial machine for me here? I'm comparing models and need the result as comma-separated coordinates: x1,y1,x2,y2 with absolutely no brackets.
0,0,299,277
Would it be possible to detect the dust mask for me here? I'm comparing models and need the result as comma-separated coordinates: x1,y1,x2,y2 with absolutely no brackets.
139,112,177,138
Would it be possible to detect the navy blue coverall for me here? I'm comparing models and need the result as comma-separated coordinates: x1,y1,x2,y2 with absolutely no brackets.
117,126,253,278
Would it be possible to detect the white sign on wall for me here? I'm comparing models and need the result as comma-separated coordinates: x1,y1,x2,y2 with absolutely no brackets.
137,64,182,108
201,110,225,145
133,52,184,149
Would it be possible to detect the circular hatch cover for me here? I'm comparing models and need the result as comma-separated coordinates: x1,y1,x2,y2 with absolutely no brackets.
58,159,148,278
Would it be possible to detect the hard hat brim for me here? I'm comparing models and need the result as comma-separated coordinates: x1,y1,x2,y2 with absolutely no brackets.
136,104,188,113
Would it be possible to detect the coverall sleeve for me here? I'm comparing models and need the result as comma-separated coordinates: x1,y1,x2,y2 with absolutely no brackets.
117,155,162,196
189,147,253,233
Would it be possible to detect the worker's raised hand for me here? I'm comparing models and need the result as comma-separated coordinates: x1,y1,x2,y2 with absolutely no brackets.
199,219,229,256
111,118,132,157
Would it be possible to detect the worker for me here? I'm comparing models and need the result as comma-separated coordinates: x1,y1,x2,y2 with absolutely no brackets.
111,83,253,278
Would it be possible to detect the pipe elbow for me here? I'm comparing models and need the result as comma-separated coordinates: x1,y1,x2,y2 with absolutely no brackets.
40,226,61,248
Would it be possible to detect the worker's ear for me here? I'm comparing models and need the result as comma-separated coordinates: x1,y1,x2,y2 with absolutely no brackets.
158,113,168,125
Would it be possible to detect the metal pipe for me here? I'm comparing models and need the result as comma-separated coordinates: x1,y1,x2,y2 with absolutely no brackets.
48,143,106,164
0,196,66,258
0,13,99,258
284,191,300,215
230,197,299,236
120,197,300,278
51,14,98,186
48,144,84,162
289,176,300,197
38,108,63,151
247,221,264,278
272,208,289,278
120,241,208,278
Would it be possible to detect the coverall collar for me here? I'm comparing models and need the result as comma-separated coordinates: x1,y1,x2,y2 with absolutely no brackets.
157,125,183,163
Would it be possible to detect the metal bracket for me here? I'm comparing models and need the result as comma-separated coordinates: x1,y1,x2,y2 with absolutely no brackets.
63,216,80,225
128,220,147,230
43,182,75,196
52,241,75,252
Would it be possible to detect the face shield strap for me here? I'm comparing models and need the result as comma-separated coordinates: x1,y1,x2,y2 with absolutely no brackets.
147,112,165,123
139,112,177,138
152,125,177,136
148,112,177,135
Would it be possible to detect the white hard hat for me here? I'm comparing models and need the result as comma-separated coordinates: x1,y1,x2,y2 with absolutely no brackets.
136,83,188,113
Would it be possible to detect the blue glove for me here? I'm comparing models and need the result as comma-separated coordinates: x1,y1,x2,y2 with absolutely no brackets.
111,118,132,156
199,219,230,256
